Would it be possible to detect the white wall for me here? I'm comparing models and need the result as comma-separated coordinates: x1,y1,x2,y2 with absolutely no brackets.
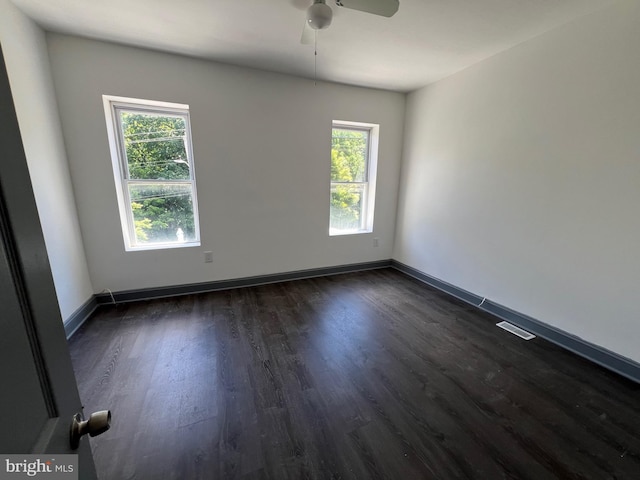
395,0,640,363
46,35,405,293
0,0,94,321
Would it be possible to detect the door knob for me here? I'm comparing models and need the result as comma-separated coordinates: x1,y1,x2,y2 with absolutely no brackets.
70,410,111,450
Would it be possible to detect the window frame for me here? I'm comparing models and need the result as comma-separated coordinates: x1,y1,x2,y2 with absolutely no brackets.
103,95,201,251
329,120,379,236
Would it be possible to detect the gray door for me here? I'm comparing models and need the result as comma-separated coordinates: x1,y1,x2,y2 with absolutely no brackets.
0,46,98,478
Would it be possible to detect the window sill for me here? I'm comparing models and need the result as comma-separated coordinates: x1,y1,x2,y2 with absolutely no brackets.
125,241,201,252
329,229,372,237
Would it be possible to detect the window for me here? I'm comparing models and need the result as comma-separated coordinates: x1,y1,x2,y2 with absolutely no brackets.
103,96,200,251
329,121,379,235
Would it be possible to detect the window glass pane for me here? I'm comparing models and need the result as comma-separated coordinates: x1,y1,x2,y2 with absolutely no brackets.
120,111,190,180
331,128,368,183
330,183,365,232
129,183,195,245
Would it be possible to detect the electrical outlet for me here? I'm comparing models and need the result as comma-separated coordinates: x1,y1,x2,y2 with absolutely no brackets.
373,237,379,247
204,251,213,263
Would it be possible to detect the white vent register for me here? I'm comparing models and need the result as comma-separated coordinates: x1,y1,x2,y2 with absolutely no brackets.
496,321,536,340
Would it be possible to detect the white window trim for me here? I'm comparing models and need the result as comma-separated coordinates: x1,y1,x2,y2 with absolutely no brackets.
102,95,201,251
330,120,379,236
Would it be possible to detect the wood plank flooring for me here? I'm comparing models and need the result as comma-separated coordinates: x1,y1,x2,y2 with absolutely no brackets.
68,268,640,479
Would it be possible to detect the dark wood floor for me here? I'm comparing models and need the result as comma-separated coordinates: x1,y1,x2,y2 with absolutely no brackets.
68,268,640,479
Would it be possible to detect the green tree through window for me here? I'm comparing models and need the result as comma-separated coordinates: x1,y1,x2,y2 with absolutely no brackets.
330,127,370,232
121,112,196,244
104,96,200,250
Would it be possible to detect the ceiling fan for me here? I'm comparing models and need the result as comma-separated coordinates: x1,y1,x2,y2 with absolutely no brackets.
301,0,400,44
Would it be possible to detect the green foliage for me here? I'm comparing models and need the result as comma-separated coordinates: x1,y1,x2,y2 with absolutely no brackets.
331,128,367,182
120,111,196,244
129,185,195,243
122,112,190,180
131,203,152,241
330,129,368,231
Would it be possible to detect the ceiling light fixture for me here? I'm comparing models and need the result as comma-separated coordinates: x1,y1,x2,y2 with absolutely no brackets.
306,0,332,30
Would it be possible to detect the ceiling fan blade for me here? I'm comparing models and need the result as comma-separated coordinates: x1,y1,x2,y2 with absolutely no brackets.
301,22,315,44
291,0,309,10
334,0,399,17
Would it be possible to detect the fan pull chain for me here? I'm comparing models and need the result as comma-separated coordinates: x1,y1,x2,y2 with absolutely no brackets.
314,30,318,86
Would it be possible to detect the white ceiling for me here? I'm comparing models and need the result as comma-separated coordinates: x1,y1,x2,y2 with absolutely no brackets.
11,0,616,92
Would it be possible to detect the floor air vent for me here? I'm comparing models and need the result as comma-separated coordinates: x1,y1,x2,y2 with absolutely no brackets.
496,321,536,340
